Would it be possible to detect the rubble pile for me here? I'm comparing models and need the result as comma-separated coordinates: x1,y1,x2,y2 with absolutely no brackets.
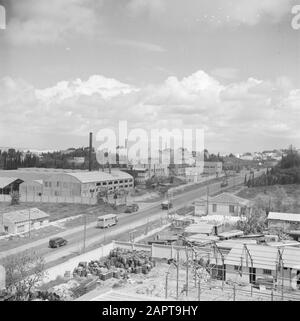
72,248,156,281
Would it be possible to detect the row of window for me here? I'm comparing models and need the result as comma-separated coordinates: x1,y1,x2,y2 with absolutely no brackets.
234,266,272,275
45,179,133,188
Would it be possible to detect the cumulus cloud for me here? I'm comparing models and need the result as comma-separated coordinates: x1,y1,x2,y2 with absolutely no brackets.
0,71,299,151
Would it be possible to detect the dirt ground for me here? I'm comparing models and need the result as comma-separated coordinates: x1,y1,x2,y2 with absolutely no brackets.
76,261,292,301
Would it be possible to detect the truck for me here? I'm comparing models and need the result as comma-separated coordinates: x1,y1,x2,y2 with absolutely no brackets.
97,214,118,228
161,200,173,210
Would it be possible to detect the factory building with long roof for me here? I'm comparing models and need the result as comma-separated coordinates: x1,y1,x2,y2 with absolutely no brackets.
38,170,134,198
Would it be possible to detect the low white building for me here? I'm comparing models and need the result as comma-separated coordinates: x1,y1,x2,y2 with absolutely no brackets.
0,208,50,234
267,212,300,232
194,193,250,217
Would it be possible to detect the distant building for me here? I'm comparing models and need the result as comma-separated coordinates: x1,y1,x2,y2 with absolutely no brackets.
0,208,49,234
202,162,223,176
267,212,300,232
194,192,250,217
67,157,85,166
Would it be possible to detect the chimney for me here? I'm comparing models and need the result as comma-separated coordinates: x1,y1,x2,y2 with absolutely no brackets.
89,132,93,172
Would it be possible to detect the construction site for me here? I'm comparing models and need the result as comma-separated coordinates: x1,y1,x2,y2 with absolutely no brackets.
22,208,300,302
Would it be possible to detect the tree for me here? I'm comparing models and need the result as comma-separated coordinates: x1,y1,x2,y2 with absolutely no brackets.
10,191,20,206
236,208,267,235
3,251,46,301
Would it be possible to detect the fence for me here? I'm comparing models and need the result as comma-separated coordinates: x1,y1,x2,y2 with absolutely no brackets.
113,240,300,301
0,194,97,205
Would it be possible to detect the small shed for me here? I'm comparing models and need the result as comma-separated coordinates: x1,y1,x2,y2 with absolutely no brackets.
1,208,50,234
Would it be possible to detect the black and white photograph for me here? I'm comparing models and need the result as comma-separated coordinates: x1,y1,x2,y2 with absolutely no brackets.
0,0,300,306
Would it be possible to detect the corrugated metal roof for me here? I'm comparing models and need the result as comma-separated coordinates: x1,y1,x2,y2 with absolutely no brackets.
184,223,215,235
216,239,257,249
281,247,300,268
225,244,300,270
268,212,300,223
63,170,133,184
187,234,219,243
218,230,244,239
225,244,279,270
3,208,49,224
0,177,23,189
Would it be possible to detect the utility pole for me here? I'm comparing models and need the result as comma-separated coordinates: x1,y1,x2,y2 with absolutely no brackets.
206,186,209,215
83,214,87,253
28,208,31,238
186,247,189,296
165,272,169,299
176,250,179,300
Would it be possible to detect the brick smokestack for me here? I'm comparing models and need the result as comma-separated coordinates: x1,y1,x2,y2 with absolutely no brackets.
89,132,93,172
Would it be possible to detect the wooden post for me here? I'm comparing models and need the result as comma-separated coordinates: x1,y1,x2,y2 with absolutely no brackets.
233,285,236,301
83,214,87,253
186,247,189,296
165,272,168,299
198,281,201,301
176,250,179,300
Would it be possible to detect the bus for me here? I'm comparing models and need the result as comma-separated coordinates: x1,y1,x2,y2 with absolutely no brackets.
97,214,119,228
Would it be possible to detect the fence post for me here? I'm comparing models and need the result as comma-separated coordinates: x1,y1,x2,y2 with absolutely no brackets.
165,272,169,299
233,285,236,301
198,281,201,301
271,289,274,301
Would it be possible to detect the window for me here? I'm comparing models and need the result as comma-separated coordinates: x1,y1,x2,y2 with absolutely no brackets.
212,204,217,212
229,205,235,213
263,269,272,275
45,182,48,187
96,182,101,186
234,265,240,271
57,181,60,187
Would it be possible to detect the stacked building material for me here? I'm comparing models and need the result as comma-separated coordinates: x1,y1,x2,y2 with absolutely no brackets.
72,248,155,279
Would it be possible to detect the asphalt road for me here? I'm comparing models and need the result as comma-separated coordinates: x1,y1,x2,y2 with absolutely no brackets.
0,169,266,266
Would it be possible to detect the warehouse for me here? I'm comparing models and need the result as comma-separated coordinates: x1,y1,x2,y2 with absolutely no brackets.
1,208,50,234
0,177,24,194
42,170,134,197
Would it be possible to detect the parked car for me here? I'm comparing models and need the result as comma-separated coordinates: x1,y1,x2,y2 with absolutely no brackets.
124,204,139,213
161,200,173,210
49,237,68,248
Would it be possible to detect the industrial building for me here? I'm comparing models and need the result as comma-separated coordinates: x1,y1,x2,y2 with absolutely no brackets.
41,170,134,197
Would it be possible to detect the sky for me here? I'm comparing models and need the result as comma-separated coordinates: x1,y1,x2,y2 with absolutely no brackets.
0,0,300,154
